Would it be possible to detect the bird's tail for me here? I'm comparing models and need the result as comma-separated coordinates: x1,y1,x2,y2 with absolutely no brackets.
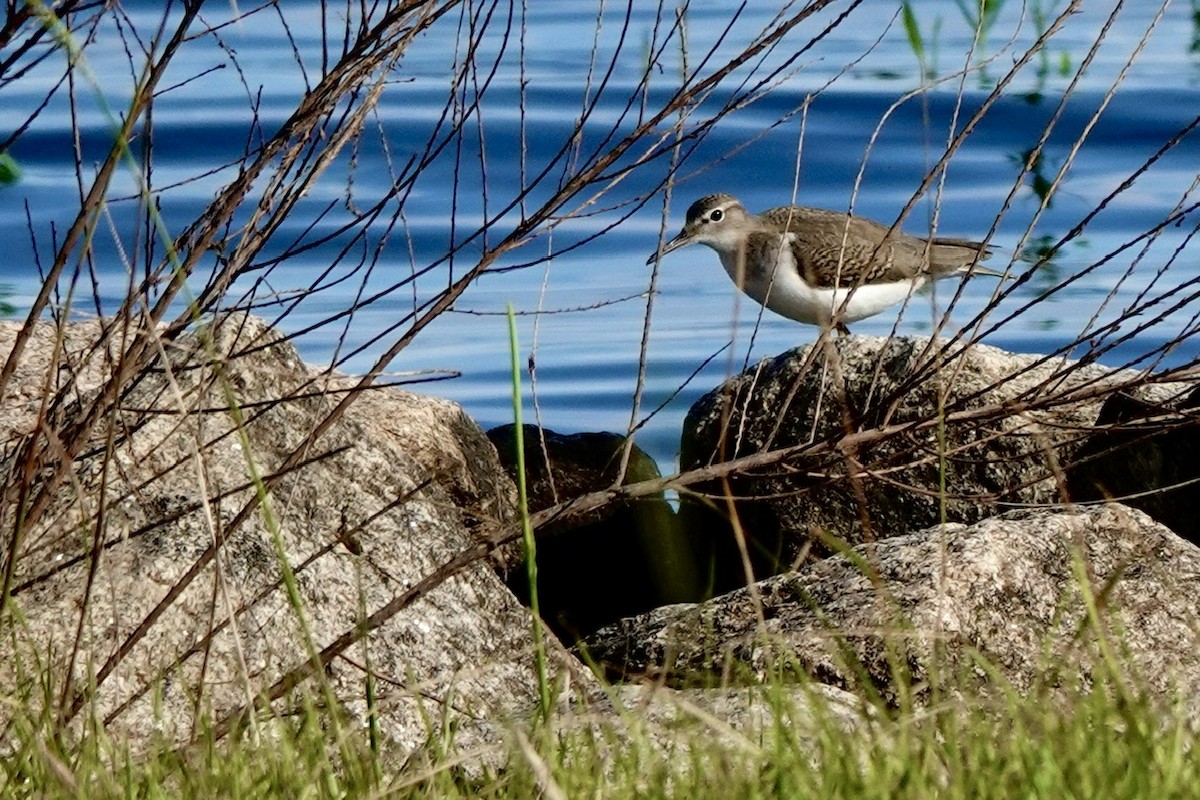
927,237,1000,276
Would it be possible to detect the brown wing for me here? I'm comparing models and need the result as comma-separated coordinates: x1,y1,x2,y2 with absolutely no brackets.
761,205,988,287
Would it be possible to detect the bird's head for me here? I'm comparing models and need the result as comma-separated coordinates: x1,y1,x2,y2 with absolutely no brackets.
646,193,751,264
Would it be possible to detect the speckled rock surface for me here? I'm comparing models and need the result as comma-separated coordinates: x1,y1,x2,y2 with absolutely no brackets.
584,504,1200,710
679,335,1189,576
0,314,581,755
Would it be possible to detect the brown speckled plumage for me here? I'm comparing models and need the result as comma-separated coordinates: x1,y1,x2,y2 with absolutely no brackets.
683,194,991,288
650,193,1000,332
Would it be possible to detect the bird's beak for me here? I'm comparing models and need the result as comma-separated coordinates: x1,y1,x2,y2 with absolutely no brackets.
646,229,692,265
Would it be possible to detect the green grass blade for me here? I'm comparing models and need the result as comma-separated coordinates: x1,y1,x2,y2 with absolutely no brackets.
901,2,926,64
507,304,551,723
0,151,19,185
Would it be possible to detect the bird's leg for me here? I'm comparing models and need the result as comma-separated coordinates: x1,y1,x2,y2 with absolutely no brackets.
835,321,851,337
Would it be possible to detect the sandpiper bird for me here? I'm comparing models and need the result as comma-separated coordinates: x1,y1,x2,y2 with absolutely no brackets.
647,193,999,334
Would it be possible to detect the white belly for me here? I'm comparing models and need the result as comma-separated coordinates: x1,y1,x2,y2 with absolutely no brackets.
717,246,924,326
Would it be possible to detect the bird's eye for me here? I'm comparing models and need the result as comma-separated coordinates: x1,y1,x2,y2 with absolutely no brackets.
710,209,724,222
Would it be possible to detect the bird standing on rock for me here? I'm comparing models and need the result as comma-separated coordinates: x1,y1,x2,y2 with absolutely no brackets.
647,193,1001,334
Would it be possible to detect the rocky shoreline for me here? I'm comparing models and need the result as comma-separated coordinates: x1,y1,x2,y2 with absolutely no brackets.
2,315,1197,757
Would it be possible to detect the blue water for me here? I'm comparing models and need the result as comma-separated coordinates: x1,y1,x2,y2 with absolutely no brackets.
3,1,1199,469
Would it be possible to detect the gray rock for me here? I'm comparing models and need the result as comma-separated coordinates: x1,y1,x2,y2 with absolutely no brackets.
579,682,870,768
609,681,868,742
583,504,1200,709
451,679,872,780
0,315,590,754
679,335,1181,577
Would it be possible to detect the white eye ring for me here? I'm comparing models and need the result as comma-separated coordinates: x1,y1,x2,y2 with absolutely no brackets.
710,209,724,222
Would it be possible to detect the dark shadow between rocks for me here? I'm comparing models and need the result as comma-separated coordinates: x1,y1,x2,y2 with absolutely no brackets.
488,424,704,642
1066,385,1200,544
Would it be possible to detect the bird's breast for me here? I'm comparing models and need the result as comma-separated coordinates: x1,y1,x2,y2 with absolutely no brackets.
711,235,928,325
